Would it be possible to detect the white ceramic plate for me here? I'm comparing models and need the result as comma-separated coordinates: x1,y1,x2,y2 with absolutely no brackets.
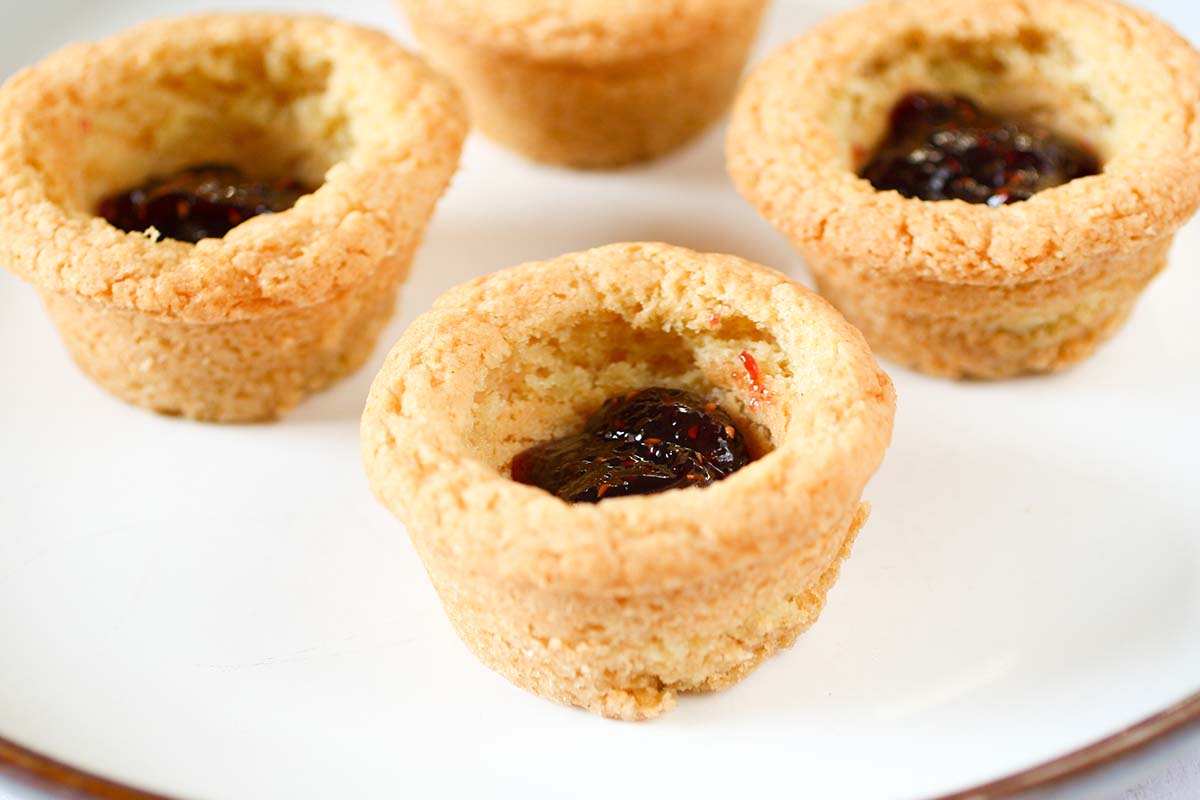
2,1,1198,799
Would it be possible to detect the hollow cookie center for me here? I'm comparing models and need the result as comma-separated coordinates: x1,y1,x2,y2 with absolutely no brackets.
860,92,1100,206
98,163,314,243
511,387,752,503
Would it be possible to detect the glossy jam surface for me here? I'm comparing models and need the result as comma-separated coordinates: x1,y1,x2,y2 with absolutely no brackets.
98,164,312,243
511,387,751,504
859,92,1100,206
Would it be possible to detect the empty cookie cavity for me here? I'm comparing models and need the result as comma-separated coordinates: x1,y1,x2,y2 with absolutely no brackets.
458,310,785,473
828,26,1117,168
26,29,367,217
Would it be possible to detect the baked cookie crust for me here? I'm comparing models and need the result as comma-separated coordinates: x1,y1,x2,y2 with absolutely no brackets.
361,242,895,719
0,14,467,420
728,0,1200,378
398,0,769,167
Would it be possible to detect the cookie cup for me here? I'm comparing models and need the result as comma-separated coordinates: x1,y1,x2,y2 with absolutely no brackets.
0,14,467,421
398,0,769,167
728,0,1200,378
361,243,895,719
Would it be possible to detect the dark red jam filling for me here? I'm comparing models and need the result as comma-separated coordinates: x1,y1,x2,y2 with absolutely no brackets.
511,387,751,504
97,164,312,243
859,92,1100,206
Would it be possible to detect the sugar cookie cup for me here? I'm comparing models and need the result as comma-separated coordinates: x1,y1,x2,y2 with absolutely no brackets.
0,14,467,421
397,0,769,167
361,243,895,719
728,0,1200,378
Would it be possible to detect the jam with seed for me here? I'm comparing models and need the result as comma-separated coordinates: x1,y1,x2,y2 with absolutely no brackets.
859,92,1100,206
98,164,312,243
511,387,751,504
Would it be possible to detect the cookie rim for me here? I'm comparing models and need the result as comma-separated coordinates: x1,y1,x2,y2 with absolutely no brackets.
727,0,1200,287
361,242,895,593
0,13,468,324
396,0,771,64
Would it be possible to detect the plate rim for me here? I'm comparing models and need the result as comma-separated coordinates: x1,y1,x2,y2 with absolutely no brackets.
2,689,1198,800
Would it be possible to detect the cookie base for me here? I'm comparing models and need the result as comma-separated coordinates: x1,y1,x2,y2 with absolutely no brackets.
41,253,408,422
811,238,1171,379
407,10,765,168
422,504,867,721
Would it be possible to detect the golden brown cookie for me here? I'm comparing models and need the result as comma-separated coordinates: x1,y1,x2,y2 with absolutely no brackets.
398,0,769,167
361,242,895,719
728,0,1200,378
0,14,467,421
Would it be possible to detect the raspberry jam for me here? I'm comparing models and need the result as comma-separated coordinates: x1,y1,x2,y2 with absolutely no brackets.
511,387,751,504
98,164,312,243
859,92,1100,206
